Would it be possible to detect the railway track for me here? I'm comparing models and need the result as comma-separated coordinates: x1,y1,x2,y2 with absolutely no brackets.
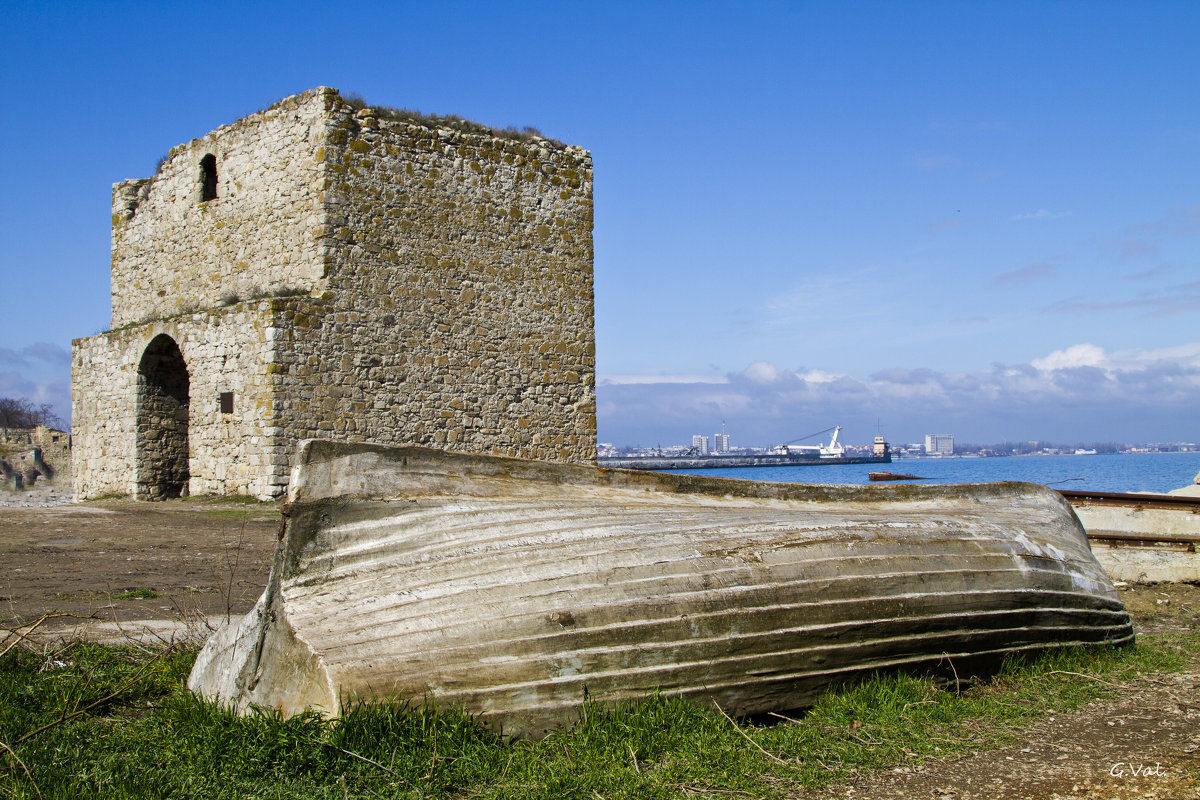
1059,489,1200,550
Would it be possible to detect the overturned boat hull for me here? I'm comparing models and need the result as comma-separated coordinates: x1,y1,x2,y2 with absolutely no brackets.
189,441,1132,737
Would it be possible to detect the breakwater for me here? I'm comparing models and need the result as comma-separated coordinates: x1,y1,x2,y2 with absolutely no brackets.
656,452,1200,494
598,454,890,471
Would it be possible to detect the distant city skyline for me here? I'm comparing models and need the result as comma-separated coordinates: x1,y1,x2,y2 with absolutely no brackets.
603,435,1198,455
2,2,1198,447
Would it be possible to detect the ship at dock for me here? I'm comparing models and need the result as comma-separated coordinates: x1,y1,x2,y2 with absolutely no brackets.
599,426,893,471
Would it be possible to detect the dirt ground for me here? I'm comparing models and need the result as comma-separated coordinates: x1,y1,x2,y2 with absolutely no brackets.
1,498,1198,798
796,582,1200,800
0,497,280,639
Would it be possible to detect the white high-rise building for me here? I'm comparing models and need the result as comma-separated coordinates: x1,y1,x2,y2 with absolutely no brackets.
712,421,731,454
925,434,954,456
691,434,710,455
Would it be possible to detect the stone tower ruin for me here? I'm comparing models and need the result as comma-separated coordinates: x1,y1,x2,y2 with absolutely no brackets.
72,88,596,501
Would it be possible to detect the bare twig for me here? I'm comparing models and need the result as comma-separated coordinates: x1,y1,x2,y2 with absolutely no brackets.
225,503,249,623
68,655,102,715
0,739,43,799
424,730,437,780
843,729,881,747
713,701,789,765
903,700,939,710
310,737,424,799
669,783,758,797
14,645,175,745
942,653,961,694
629,744,640,774
1,613,86,658
97,587,155,656
1045,670,1120,687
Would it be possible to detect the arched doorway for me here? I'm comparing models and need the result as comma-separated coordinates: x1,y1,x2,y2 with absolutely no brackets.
136,334,190,499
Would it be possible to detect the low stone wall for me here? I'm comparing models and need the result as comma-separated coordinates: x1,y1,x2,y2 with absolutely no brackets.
0,426,71,492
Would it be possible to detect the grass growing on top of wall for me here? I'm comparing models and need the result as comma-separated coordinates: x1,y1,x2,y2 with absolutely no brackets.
0,633,1193,799
342,91,567,149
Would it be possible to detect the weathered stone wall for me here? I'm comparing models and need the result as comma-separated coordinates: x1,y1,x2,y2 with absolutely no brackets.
0,425,71,492
71,334,135,498
0,426,70,462
74,87,597,501
268,96,596,462
110,90,329,327
73,301,285,500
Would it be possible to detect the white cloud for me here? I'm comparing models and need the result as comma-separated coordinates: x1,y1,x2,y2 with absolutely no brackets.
1031,343,1107,371
794,368,841,383
995,262,1054,285
597,343,1200,446
599,374,728,385
0,371,70,426
1044,278,1200,317
0,349,27,367
741,361,780,383
0,343,71,366
0,341,74,426
762,269,885,332
1011,209,1072,221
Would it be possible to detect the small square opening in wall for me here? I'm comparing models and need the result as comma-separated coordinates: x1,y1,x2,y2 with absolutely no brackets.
219,392,234,414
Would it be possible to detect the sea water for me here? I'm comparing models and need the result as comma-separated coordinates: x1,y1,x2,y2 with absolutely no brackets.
664,452,1200,494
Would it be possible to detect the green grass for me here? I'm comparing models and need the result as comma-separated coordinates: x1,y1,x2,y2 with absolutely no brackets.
0,633,1194,799
111,588,161,601
169,493,281,519
340,91,562,149
199,507,280,520
183,494,264,506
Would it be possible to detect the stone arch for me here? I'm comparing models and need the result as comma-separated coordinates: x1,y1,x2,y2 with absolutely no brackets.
136,334,190,499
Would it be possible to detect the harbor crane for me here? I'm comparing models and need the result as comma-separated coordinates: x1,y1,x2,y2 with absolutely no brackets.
777,426,845,458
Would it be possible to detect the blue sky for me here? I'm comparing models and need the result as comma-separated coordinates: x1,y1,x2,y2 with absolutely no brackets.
2,1,1198,448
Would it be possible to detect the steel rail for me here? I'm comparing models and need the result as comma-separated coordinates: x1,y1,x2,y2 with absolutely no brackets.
1057,489,1200,548
1058,489,1200,512
1084,532,1199,549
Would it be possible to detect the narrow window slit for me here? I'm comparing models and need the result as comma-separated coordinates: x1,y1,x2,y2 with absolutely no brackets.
200,154,218,201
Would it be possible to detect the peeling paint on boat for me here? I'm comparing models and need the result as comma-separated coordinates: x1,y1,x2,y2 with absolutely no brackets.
188,441,1133,738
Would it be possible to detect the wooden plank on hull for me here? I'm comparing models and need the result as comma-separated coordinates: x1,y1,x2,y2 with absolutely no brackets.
189,441,1134,738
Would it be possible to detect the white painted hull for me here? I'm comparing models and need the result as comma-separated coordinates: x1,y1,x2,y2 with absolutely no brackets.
189,441,1132,737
